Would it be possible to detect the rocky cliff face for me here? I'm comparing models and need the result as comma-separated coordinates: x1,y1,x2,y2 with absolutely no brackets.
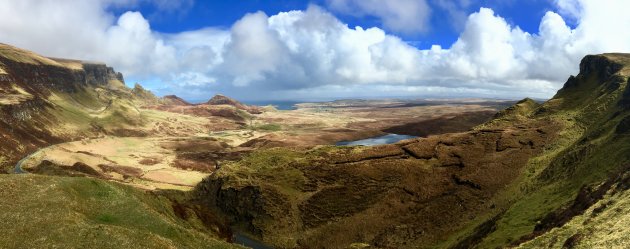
0,56,124,96
193,53,630,249
0,43,255,172
194,112,561,248
0,43,143,171
81,62,124,86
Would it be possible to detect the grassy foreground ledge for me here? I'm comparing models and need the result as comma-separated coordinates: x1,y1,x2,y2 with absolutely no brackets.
0,174,239,249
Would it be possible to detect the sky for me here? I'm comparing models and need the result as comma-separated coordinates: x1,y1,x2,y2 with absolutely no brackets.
1,0,629,102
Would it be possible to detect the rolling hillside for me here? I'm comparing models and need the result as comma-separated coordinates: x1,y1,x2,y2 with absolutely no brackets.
194,54,630,248
0,43,250,173
1,43,629,248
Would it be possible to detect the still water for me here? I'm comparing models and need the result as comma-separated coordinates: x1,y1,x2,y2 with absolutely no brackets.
336,133,417,146
243,101,302,110
233,232,274,249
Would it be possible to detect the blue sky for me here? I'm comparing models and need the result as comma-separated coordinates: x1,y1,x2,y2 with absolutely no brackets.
118,0,560,50
2,0,629,102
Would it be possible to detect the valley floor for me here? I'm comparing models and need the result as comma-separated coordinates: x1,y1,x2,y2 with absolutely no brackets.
14,99,504,190
3,43,630,249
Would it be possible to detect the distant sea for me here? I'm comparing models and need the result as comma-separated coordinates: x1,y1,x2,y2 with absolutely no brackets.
243,100,304,110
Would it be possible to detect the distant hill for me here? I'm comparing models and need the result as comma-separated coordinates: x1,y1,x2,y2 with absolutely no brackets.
3,42,629,249
0,43,148,169
207,94,262,114
0,43,251,248
161,95,192,106
0,43,256,171
131,83,160,106
194,53,630,248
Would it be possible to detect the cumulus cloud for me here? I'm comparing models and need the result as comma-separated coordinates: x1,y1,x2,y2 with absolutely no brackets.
1,0,630,101
554,0,583,21
0,1,111,60
326,0,432,34
432,0,472,31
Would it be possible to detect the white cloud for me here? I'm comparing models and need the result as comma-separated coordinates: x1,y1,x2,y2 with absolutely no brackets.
220,11,289,87
1,0,630,101
566,0,630,53
554,0,583,21
432,0,472,31
0,0,111,60
326,0,431,34
104,11,178,77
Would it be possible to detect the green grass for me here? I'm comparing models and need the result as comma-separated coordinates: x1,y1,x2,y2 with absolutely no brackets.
46,90,147,134
440,63,630,248
0,174,238,249
203,69,630,248
519,184,630,248
95,213,119,224
0,44,61,66
218,148,309,193
254,123,282,131
236,109,254,121
472,68,630,248
209,148,319,248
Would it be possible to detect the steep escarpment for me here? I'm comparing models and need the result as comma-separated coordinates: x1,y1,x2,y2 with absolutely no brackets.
0,44,244,247
0,43,169,172
471,53,630,248
517,169,630,248
194,54,630,248
439,54,630,248
194,114,561,248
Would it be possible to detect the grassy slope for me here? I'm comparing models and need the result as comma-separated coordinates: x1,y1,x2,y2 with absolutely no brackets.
0,43,215,171
199,54,630,249
0,44,245,248
0,44,68,67
444,55,630,248
518,175,630,248
3,43,629,248
0,174,237,249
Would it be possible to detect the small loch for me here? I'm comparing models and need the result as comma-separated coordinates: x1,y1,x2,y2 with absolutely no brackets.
233,232,274,249
336,133,417,146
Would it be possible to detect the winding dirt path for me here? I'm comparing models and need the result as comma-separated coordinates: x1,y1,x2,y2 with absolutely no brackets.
14,145,56,174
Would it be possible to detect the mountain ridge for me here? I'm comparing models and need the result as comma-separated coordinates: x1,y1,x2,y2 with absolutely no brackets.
192,53,630,248
0,42,137,169
206,94,262,114
0,43,262,171
0,43,243,248
1,43,629,248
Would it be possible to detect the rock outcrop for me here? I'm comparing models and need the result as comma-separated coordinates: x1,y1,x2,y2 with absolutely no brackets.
207,94,262,114
131,83,160,106
193,53,630,249
161,95,192,106
493,97,540,119
147,94,264,124
0,43,156,172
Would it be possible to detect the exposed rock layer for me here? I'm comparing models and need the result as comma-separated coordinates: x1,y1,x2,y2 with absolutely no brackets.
194,53,630,248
